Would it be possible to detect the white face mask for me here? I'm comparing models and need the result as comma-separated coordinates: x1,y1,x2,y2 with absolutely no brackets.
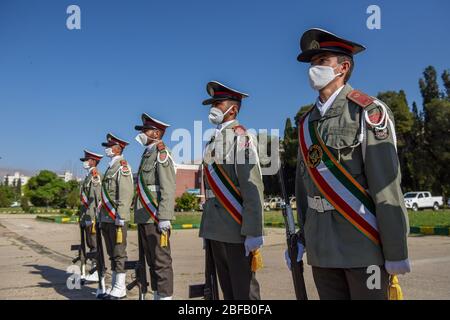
208,105,234,125
105,148,115,158
135,133,148,147
82,161,91,170
308,65,342,91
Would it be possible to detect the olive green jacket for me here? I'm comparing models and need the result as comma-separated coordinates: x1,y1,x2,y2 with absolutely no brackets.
133,142,176,224
79,168,102,223
99,155,134,223
199,120,265,244
295,84,409,268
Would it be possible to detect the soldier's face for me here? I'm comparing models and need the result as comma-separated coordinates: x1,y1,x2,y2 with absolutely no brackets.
311,53,338,68
212,101,238,121
88,159,96,168
143,128,161,142
111,145,122,155
311,53,350,74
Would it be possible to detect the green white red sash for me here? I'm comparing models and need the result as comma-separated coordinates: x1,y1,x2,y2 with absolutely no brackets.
298,112,380,245
136,172,159,223
203,162,243,224
80,189,89,209
101,183,117,220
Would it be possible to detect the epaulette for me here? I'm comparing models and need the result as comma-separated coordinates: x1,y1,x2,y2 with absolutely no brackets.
232,125,247,136
347,89,374,108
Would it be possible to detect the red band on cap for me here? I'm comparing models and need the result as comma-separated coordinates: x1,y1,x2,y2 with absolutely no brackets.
320,41,354,53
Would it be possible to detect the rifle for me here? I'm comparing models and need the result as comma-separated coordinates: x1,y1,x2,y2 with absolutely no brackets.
94,219,107,298
125,226,148,300
71,222,97,286
188,239,219,300
278,163,308,300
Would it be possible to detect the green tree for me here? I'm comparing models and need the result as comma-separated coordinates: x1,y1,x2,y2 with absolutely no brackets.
20,195,30,212
376,90,415,190
0,185,15,207
175,192,199,211
25,170,66,207
442,70,450,100
423,98,450,196
419,66,440,106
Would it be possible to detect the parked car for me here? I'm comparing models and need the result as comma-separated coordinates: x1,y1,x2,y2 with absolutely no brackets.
264,197,281,211
404,191,443,211
289,196,297,210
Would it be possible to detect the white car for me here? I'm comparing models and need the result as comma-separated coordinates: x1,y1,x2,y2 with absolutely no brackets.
404,191,443,211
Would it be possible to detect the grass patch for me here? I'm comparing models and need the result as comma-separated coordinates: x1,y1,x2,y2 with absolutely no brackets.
408,209,450,227
172,209,450,228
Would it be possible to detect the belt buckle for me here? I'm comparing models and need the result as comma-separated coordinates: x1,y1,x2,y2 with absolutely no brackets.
314,196,324,213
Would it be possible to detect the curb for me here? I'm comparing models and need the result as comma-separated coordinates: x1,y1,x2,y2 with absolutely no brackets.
35,216,450,236
410,226,450,236
36,215,79,224
128,223,200,230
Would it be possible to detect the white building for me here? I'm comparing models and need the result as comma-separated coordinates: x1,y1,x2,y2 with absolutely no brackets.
58,171,74,182
3,172,30,187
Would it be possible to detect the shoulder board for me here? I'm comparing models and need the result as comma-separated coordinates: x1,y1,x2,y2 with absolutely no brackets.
347,89,374,108
232,125,247,136
157,141,166,151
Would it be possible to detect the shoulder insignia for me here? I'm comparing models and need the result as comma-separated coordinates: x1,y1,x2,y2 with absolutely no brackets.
120,160,130,175
368,111,382,124
347,89,374,108
233,125,247,136
157,141,166,151
158,151,168,162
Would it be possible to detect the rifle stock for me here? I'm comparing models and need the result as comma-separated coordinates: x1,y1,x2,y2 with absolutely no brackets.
125,226,148,300
188,239,219,300
278,164,308,300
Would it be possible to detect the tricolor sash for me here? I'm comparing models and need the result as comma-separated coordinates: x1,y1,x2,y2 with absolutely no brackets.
298,112,380,245
101,183,117,220
203,162,243,224
136,172,159,223
80,189,89,209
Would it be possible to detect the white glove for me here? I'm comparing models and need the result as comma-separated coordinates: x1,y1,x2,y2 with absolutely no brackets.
158,220,171,232
115,218,125,226
284,242,305,271
244,236,264,256
84,220,93,227
385,259,411,275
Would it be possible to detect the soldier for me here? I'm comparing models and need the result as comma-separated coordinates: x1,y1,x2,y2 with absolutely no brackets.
133,113,176,300
99,133,134,300
200,81,265,300
78,150,103,283
285,28,411,300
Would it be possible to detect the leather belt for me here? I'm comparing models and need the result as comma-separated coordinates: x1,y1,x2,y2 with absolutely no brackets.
307,196,334,213
147,185,160,192
205,189,215,199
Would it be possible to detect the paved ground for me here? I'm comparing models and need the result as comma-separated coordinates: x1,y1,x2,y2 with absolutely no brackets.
0,214,449,300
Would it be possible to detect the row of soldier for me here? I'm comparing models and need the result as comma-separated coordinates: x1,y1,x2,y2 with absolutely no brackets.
75,28,410,300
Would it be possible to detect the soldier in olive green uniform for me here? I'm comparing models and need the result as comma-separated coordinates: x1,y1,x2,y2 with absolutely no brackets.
99,133,134,300
200,81,265,300
284,29,410,300
133,113,176,300
78,150,103,283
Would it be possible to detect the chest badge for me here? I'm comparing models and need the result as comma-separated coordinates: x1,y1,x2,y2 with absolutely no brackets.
307,144,323,168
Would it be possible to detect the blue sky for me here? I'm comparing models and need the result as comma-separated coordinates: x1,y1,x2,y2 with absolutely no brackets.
0,0,449,176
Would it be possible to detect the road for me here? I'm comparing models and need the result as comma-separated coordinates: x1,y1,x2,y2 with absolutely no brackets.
0,214,449,300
